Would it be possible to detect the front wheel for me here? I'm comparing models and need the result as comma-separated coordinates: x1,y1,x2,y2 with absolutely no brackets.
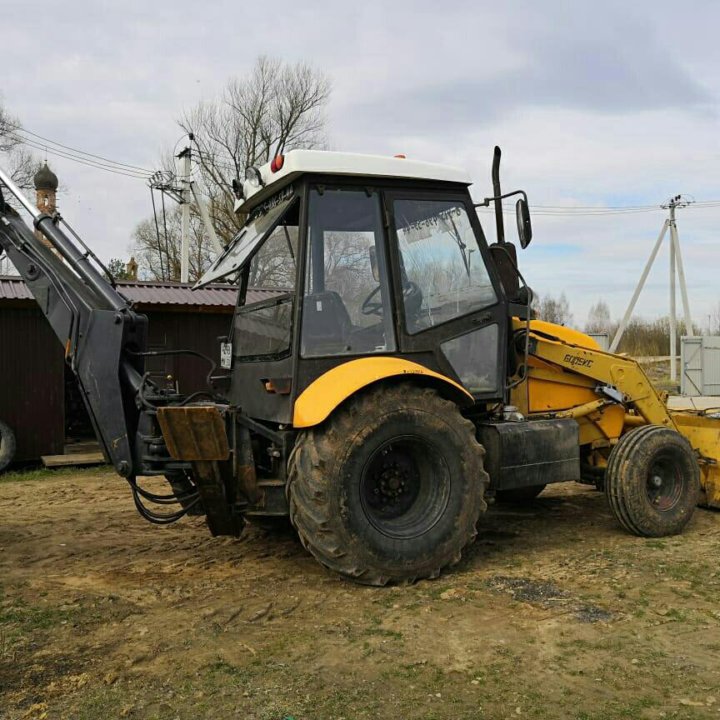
287,384,488,585
605,425,699,537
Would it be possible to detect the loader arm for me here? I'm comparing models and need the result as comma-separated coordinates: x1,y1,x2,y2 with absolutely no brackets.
0,168,147,477
521,322,676,429
513,320,720,508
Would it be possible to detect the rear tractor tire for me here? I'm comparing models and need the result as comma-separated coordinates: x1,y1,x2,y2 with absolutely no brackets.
605,425,699,537
0,420,16,473
287,384,488,585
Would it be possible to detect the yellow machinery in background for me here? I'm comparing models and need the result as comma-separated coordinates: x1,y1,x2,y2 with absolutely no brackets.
511,319,720,512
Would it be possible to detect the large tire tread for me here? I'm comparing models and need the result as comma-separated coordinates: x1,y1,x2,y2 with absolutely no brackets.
287,384,488,585
605,424,699,537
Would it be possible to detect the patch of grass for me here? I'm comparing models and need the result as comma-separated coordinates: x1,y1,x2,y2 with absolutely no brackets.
205,658,251,680
1,601,77,662
0,599,81,634
644,539,667,550
362,625,403,640
0,465,113,484
0,596,109,660
73,686,127,720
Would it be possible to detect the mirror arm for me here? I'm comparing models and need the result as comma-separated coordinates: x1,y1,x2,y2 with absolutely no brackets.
474,189,528,208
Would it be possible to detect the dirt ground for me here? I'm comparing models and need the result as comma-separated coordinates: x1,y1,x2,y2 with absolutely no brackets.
2,469,720,720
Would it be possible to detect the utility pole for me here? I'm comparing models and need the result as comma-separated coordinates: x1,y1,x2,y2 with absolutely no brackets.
149,132,223,283
178,145,191,284
610,195,694,383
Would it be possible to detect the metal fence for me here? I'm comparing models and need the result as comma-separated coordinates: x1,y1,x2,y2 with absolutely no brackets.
587,333,610,351
681,336,720,396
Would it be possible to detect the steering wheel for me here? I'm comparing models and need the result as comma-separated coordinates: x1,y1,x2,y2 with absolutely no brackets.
361,281,423,317
402,280,422,318
361,285,383,316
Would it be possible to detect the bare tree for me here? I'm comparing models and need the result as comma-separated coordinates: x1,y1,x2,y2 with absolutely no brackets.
0,102,40,190
179,56,331,242
133,206,215,283
133,57,330,282
534,292,574,326
585,299,612,333
0,102,41,274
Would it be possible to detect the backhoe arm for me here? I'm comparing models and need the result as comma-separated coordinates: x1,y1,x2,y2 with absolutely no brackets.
0,167,148,477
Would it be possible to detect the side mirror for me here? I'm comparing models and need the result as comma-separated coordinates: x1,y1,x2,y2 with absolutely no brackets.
231,178,244,200
516,198,532,249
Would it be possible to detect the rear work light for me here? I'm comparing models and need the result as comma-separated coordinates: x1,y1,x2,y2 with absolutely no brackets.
271,155,285,173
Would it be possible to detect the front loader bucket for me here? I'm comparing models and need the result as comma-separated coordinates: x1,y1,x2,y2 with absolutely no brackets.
672,412,720,508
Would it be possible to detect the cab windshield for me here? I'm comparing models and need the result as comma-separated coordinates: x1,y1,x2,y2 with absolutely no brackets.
393,199,497,334
194,191,294,288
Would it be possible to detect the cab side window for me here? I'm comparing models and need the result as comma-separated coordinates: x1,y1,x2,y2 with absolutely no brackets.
302,188,396,358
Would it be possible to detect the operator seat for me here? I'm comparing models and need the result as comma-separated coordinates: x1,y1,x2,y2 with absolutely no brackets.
301,290,353,354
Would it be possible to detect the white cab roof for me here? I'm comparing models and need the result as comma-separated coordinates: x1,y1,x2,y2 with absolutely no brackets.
236,149,472,213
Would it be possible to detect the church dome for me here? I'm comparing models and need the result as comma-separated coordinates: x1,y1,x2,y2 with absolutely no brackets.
34,163,58,191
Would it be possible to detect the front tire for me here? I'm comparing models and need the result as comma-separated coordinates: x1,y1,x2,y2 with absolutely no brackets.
287,384,488,585
605,425,699,537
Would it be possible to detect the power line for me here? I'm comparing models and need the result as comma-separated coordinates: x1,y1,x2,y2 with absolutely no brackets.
478,201,720,217
10,126,720,215
476,206,663,217
13,126,154,174
9,133,151,180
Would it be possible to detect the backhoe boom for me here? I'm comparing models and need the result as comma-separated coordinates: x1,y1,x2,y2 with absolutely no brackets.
0,169,147,476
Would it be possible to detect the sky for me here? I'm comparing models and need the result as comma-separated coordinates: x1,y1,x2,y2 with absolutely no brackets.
1,0,720,329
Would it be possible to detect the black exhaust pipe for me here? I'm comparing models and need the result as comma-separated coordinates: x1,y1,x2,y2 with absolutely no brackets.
491,145,505,245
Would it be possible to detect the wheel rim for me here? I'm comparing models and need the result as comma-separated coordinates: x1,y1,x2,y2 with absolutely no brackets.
646,451,684,512
359,435,451,540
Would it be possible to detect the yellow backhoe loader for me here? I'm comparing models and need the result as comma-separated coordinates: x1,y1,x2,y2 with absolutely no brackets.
1,145,718,586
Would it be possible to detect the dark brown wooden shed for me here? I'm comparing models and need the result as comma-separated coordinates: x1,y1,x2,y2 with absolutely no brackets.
0,277,251,465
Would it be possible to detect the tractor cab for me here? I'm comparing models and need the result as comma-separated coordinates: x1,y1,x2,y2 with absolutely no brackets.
198,149,532,426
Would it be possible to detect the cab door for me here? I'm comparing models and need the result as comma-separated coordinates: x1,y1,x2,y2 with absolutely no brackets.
384,189,508,402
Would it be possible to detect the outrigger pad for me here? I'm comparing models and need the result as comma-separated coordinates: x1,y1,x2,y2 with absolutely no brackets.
157,405,230,461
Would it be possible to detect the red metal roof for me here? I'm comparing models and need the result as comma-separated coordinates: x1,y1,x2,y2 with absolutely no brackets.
0,276,277,308
0,276,34,301
117,280,237,307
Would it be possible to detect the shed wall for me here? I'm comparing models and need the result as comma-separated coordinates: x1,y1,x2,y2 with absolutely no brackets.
0,298,234,464
0,305,65,460
141,310,233,393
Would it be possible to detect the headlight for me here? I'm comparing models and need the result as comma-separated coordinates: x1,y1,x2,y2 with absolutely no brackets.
245,166,264,188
